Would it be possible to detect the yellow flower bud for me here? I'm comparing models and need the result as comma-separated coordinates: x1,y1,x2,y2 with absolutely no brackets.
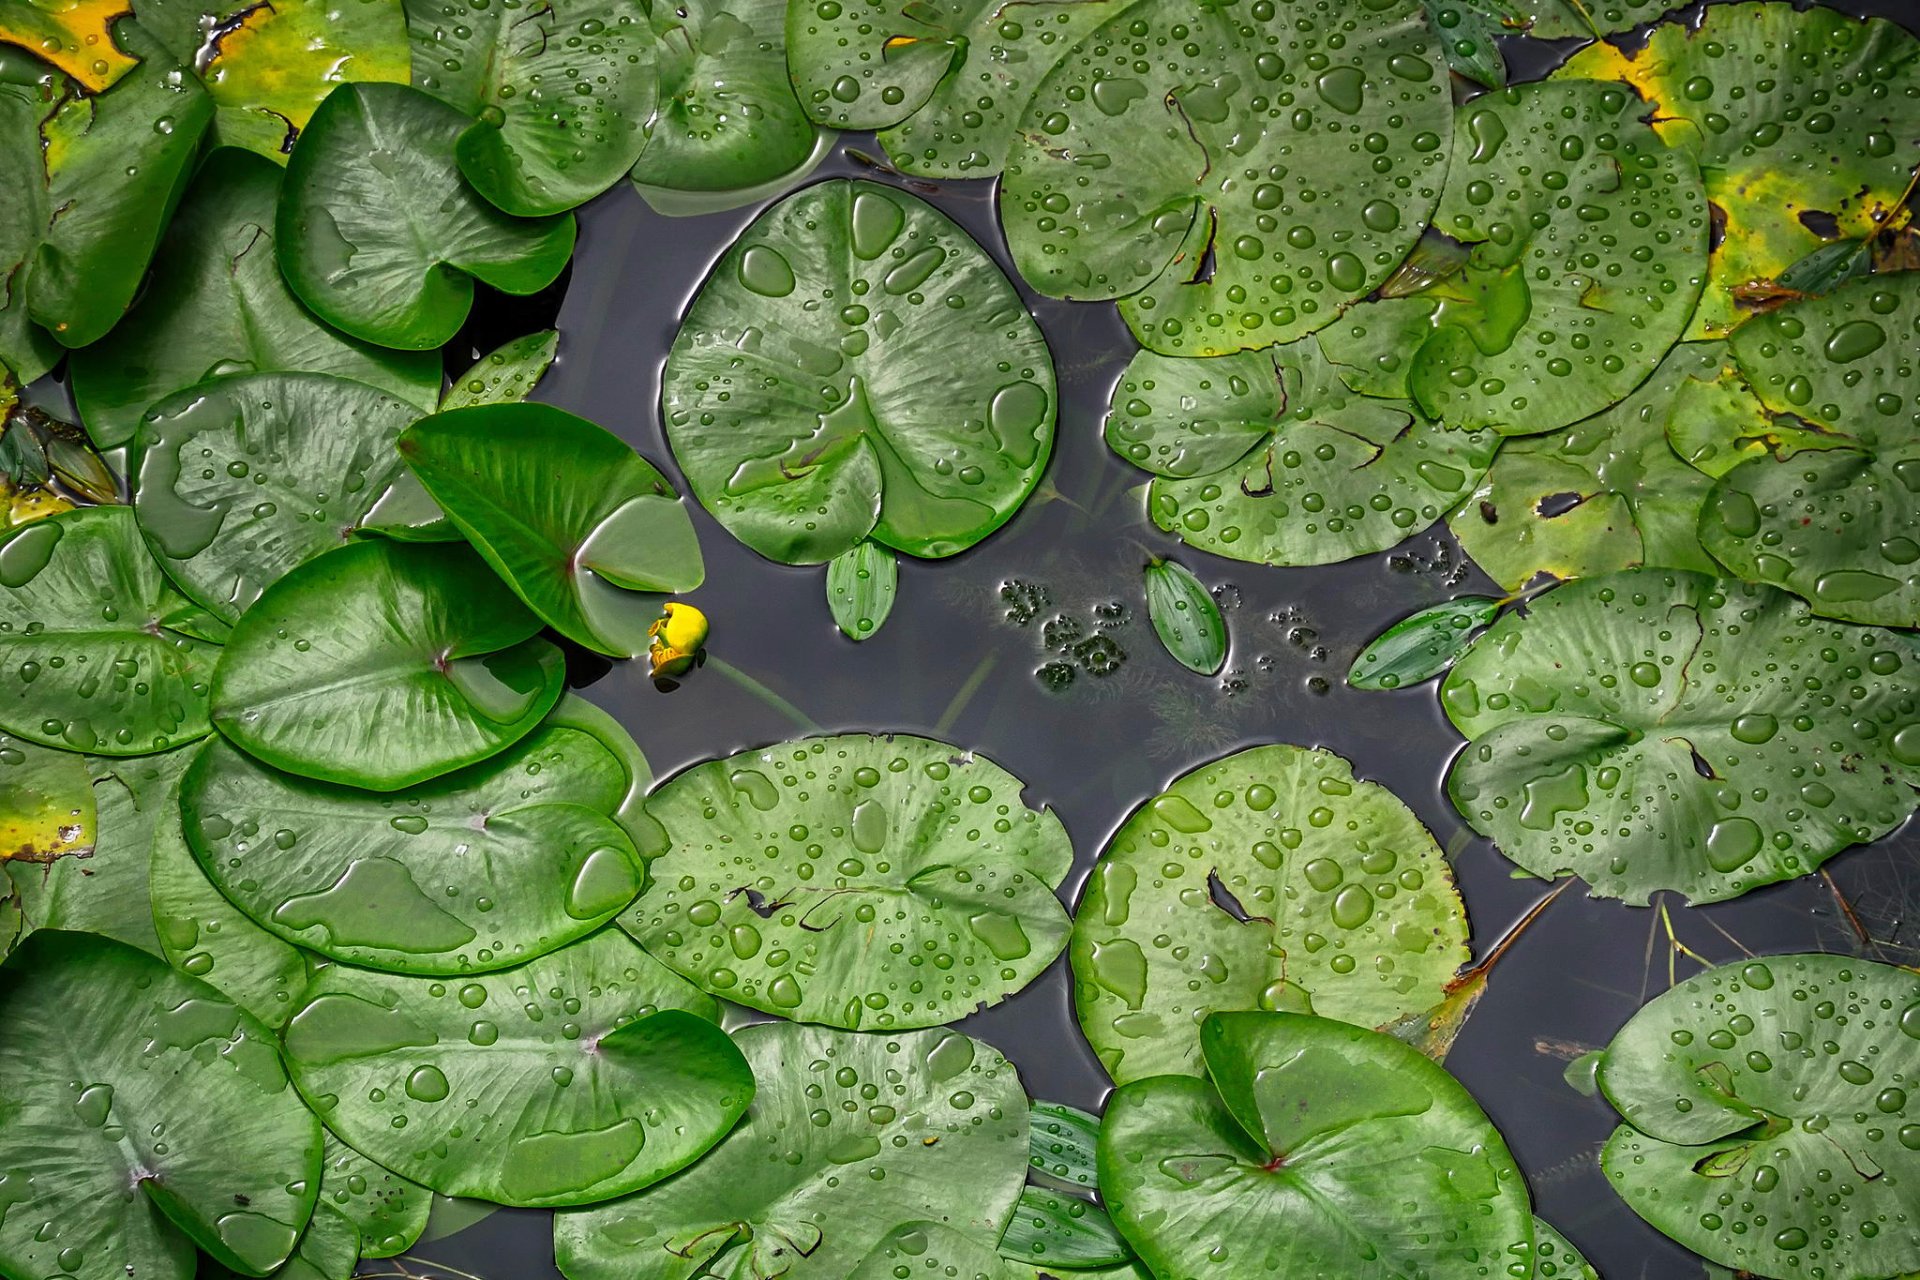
647,602,709,679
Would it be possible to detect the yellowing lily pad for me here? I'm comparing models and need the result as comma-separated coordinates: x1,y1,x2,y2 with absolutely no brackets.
0,733,92,862
0,0,138,91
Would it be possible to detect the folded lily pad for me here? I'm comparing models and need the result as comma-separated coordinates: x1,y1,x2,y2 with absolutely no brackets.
277,82,576,350
553,1022,1029,1280
1100,1011,1534,1280
0,929,324,1280
1444,568,1920,904
399,403,705,657
318,1136,431,1260
0,507,220,755
624,732,1072,1028
1699,272,1920,627
210,539,565,790
282,928,753,1206
1107,339,1495,566
663,178,1055,565
1598,954,1920,1280
1319,79,1707,435
70,149,440,450
1000,0,1450,356
0,731,93,862
1071,744,1467,1083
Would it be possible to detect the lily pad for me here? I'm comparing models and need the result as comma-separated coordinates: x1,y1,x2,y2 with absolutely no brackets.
407,0,654,215
210,539,565,790
1443,568,1920,904
631,128,834,216
277,82,576,351
318,1137,431,1260
182,719,648,974
0,731,93,861
663,178,1055,565
1100,1011,1533,1280
1070,744,1467,1084
1530,1218,1598,1280
1107,339,1495,565
624,732,1072,1028
0,0,139,89
1597,953,1920,1280
553,1022,1029,1280
1447,341,1725,591
1556,3,1920,338
1318,79,1707,435
1426,0,1523,89
440,330,558,410
281,928,753,1207
0,929,324,1280
999,0,1450,356
398,403,705,657
0,507,220,756
863,1222,1033,1280
70,149,440,451
1698,272,1920,627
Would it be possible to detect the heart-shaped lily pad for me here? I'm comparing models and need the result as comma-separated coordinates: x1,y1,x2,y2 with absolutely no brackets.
1071,744,1467,1084
1597,953,1920,1280
0,507,220,756
1556,3,1920,338
1699,272,1920,627
0,929,324,1280
623,732,1072,1028
0,731,93,862
318,1136,431,1260
182,717,648,974
663,178,1055,565
70,149,440,451
999,0,1450,356
554,1022,1029,1280
1443,568,1920,904
282,928,753,1207
406,0,654,215
1107,339,1495,566
398,403,705,657
210,539,565,790
1318,79,1707,435
1100,1011,1534,1280
277,82,576,351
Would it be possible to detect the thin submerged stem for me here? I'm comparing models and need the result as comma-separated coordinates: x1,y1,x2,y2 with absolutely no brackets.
705,656,820,731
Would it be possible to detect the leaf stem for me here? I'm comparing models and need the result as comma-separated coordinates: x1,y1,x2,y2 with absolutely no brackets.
934,652,998,735
705,657,820,731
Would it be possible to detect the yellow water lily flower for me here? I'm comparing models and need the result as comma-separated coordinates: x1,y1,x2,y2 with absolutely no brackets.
647,602,709,679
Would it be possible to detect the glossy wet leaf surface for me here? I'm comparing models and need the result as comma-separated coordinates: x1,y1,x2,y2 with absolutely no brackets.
211,539,565,790
1071,744,1467,1083
1319,79,1707,436
400,403,705,656
0,930,322,1280
0,0,139,88
625,732,1071,1027
1530,1217,1598,1280
283,928,750,1206
1347,595,1500,691
1000,0,1449,356
0,731,93,861
1028,1100,1101,1195
1107,340,1494,566
317,1136,431,1260
277,82,576,350
554,1022,1028,1280
861,1222,1034,1280
827,539,898,640
1598,954,1920,1280
1142,559,1224,676
996,1186,1130,1268
1444,568,1920,904
440,330,558,410
1099,1012,1533,1280
663,178,1054,565
70,149,440,451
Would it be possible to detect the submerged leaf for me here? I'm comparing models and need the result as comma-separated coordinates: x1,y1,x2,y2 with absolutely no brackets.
1347,596,1501,691
826,539,898,640
0,731,93,862
1143,558,1225,676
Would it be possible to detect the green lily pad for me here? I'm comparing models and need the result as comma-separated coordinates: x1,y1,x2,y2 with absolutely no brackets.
553,1022,1029,1280
70,149,440,451
277,82,576,351
663,178,1055,565
1557,3,1920,339
0,507,220,756
1598,954,1920,1280
826,539,898,641
631,128,835,216
440,330,558,410
210,539,565,790
1443,568,1920,904
1107,339,1495,565
232,1203,358,1280
1699,272,1920,627
0,0,140,89
282,928,752,1207
182,718,648,974
1070,744,1467,1084
1427,0,1523,89
0,929,324,1280
318,1137,431,1259
863,1222,1033,1280
1659,341,1830,480
1524,0,1675,37
1447,341,1725,591
1530,1217,1598,1280
406,0,654,215
0,731,93,862
1318,79,1707,435
999,0,1450,356
398,403,705,657
1100,1011,1533,1280
623,732,1073,1028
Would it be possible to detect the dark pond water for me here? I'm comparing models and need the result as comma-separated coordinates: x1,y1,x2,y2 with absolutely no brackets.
379,3,1920,1274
